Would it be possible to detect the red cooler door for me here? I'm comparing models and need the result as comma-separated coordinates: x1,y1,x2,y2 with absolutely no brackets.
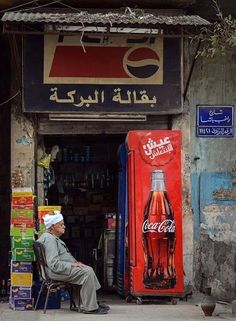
126,130,183,296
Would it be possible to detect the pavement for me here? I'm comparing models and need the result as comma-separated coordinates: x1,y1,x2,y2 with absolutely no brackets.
0,292,235,321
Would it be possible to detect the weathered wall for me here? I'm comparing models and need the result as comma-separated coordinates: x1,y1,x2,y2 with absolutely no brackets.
188,45,236,301
0,34,11,280
172,39,192,288
172,112,192,288
11,104,35,191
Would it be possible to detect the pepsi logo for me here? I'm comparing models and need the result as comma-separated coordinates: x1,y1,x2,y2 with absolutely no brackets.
124,46,160,79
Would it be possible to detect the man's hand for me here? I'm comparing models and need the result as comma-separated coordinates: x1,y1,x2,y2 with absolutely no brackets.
71,261,87,268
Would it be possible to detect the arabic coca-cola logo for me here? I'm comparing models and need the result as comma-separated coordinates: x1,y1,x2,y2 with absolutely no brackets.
142,219,175,233
139,133,177,166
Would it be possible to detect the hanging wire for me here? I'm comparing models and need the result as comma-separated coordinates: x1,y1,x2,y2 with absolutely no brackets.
58,0,88,37
21,0,63,12
0,0,39,13
0,0,62,13
55,1,83,12
12,34,21,84
0,90,20,107
80,30,86,53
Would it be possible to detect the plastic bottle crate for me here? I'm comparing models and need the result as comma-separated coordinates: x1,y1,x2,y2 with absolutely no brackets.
33,283,61,309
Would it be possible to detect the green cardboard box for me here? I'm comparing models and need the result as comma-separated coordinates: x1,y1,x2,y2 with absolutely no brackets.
12,248,35,262
11,237,34,250
11,209,33,219
37,223,46,237
10,227,34,237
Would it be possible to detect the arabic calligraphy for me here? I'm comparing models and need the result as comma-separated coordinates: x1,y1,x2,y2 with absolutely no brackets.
49,87,157,108
142,137,173,160
49,87,104,108
198,127,233,136
200,108,231,124
112,88,157,107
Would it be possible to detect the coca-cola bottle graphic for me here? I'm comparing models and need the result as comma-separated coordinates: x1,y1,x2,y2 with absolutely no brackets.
142,170,176,289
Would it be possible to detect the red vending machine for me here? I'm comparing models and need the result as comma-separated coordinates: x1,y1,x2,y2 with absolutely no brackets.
126,130,183,303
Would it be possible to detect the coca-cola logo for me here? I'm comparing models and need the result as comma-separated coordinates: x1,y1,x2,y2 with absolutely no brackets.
139,132,177,166
142,219,175,233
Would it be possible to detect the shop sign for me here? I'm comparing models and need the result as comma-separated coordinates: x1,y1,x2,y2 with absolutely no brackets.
196,105,234,137
23,35,182,114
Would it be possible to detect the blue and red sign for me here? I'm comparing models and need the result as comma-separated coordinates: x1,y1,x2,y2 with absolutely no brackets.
23,34,182,114
44,35,163,85
196,105,234,137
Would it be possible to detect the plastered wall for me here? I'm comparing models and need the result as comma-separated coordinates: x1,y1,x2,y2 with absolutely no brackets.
188,48,236,301
11,106,35,191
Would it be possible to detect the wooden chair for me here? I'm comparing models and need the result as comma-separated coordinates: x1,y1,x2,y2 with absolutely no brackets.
33,241,78,313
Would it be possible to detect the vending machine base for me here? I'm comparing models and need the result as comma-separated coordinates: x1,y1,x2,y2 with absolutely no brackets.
179,284,193,301
125,285,192,305
125,294,180,305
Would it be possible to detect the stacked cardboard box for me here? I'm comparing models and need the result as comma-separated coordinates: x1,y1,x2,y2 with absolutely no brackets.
9,189,35,311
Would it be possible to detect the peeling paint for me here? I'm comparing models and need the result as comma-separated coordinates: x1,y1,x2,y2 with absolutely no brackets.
197,233,236,301
16,134,33,146
213,186,236,200
201,205,236,242
11,112,35,190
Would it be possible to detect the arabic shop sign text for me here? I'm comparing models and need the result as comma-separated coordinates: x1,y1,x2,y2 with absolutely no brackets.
49,87,157,108
22,35,182,114
196,105,234,137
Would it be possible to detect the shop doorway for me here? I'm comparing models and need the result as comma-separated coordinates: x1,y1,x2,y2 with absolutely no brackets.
40,134,125,291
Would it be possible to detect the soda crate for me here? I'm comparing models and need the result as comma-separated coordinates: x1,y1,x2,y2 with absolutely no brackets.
11,237,34,250
11,191,34,204
9,297,34,311
12,204,34,211
11,261,32,273
11,273,33,287
10,226,34,237
10,286,32,299
10,218,34,227
38,205,61,223
11,195,34,206
12,249,35,262
37,223,46,237
33,283,61,310
11,209,34,220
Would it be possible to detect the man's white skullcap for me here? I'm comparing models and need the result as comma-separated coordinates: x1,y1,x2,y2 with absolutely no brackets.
43,211,63,229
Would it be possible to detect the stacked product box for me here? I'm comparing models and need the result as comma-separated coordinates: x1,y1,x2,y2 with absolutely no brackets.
9,261,33,310
37,205,61,237
9,189,35,311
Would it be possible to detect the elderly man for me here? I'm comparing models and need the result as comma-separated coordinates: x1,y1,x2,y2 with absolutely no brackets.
37,211,109,314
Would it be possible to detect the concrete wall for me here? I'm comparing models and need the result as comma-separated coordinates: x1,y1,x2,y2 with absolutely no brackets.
172,39,192,288
172,111,193,289
11,104,35,191
0,34,11,280
188,46,236,301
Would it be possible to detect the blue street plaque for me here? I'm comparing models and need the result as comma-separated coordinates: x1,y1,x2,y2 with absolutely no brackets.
196,105,234,137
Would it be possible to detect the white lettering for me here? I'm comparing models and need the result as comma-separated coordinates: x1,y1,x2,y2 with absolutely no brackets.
142,219,175,233
142,136,173,160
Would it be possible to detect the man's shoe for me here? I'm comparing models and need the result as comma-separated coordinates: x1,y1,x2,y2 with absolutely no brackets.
98,301,110,311
70,306,79,312
81,306,108,314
